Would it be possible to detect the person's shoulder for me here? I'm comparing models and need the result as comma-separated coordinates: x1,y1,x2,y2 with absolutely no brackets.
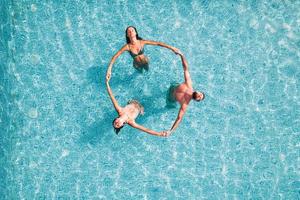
180,82,189,88
141,39,155,45
118,108,125,115
139,39,147,44
121,44,129,51
127,119,135,126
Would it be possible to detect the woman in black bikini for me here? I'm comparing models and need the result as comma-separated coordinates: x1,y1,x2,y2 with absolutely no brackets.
107,26,181,74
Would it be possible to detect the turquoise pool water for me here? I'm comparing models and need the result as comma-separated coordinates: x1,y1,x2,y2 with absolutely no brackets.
1,0,299,199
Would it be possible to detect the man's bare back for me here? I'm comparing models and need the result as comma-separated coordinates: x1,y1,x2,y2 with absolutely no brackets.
173,83,194,105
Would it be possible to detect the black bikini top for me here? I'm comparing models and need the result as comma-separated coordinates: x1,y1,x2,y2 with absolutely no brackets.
128,41,144,58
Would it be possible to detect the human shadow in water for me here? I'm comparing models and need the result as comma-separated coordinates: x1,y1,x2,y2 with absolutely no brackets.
79,110,116,146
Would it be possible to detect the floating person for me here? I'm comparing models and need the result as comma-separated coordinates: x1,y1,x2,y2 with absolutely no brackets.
106,26,181,76
106,77,170,137
166,52,205,134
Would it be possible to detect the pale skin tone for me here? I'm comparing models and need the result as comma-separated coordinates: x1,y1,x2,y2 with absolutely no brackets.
106,26,181,80
106,80,170,137
169,53,204,133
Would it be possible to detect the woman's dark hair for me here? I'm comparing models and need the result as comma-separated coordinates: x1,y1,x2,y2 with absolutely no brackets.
193,91,205,101
112,118,124,135
125,26,143,44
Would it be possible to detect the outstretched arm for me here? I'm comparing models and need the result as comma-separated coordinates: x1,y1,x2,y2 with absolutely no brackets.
170,104,188,132
129,121,170,137
179,54,193,88
106,82,122,113
142,40,181,55
106,44,128,82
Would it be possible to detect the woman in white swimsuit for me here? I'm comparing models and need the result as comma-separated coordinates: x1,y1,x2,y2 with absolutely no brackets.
106,80,170,137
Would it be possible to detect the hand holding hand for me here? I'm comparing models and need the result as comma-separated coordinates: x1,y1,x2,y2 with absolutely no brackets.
173,48,182,56
161,130,171,137
106,72,111,82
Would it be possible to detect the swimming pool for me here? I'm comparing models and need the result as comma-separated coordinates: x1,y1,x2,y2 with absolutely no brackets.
1,0,299,199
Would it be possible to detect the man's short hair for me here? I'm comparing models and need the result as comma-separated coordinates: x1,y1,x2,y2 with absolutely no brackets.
193,91,205,101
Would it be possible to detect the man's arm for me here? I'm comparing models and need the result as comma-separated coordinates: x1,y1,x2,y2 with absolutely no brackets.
179,54,193,88
129,121,170,137
106,82,122,113
106,44,128,82
142,40,181,54
170,103,188,132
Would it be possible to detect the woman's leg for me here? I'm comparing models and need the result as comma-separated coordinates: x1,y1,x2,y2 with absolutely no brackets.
133,61,143,73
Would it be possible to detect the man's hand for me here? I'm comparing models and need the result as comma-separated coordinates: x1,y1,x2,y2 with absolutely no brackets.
160,130,171,137
173,48,183,56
